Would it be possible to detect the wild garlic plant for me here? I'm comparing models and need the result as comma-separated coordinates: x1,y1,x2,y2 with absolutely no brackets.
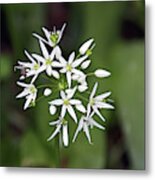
15,23,114,147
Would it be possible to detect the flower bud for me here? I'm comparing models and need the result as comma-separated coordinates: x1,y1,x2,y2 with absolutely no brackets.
44,88,52,96
94,69,111,78
81,60,91,69
49,105,56,115
79,38,94,55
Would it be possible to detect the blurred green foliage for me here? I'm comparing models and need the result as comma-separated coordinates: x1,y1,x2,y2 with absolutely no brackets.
0,1,144,169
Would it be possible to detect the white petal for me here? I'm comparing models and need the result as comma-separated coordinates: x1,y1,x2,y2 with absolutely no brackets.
66,71,72,88
39,40,49,59
90,119,105,130
31,74,38,84
49,120,60,126
49,48,56,60
78,84,88,92
72,55,87,68
70,99,81,105
55,46,62,59
17,61,32,68
46,66,52,76
32,53,45,63
95,92,111,100
52,61,63,68
81,60,91,69
93,106,106,121
58,56,67,66
96,102,114,109
33,33,49,46
44,88,52,96
57,23,66,42
72,117,84,142
60,91,66,99
19,75,25,80
61,105,66,118
16,90,29,98
24,50,35,63
72,69,84,77
51,99,63,106
90,82,98,99
75,104,86,113
63,124,68,147
42,27,51,40
87,104,91,117
67,105,77,123
60,68,66,73
72,74,80,80
52,70,60,79
68,52,75,64
24,94,32,110
83,123,91,144
79,38,94,55
67,86,77,99
49,105,57,115
94,69,111,78
17,81,28,88
47,124,61,141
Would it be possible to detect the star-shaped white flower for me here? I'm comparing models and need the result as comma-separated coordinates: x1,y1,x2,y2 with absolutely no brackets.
49,87,86,123
87,82,114,121
15,50,45,82
32,40,62,78
33,23,66,47
47,117,69,147
16,81,37,110
58,52,87,88
73,111,105,144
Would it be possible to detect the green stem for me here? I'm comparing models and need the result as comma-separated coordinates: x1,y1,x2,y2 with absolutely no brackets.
55,135,61,167
86,72,94,76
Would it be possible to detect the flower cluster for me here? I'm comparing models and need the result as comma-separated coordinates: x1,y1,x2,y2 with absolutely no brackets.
15,23,114,147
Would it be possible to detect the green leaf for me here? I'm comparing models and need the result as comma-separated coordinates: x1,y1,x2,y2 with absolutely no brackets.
20,130,53,167
0,54,12,80
108,41,145,169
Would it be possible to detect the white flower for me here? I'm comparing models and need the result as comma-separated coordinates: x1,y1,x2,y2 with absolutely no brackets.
32,40,62,78
88,83,114,121
44,88,52,96
49,87,86,123
16,81,37,110
79,38,95,55
33,23,66,47
47,118,69,147
72,111,105,144
94,69,111,78
15,50,45,82
58,51,87,88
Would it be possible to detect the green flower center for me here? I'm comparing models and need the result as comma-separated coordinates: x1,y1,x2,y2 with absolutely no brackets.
66,64,72,71
63,99,70,106
86,49,92,56
46,58,52,66
29,86,36,94
58,82,67,90
90,98,95,106
33,63,39,70
50,33,59,44
62,118,68,125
